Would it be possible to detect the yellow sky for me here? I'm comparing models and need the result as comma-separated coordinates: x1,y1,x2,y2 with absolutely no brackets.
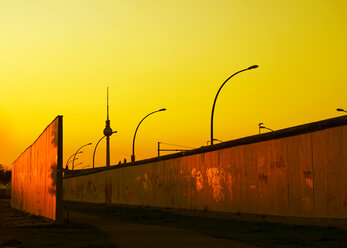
1,0,346,169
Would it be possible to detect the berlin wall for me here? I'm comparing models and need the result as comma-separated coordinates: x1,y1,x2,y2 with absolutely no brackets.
63,116,347,219
11,116,63,222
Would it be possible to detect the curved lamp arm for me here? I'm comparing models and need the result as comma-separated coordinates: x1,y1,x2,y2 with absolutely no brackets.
93,136,106,169
210,65,258,145
93,131,117,168
72,143,92,170
131,108,166,162
65,151,82,168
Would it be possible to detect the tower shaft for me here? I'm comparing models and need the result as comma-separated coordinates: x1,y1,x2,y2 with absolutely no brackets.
103,87,113,167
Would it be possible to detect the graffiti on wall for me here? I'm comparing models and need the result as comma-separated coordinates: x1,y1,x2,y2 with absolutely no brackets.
63,124,347,219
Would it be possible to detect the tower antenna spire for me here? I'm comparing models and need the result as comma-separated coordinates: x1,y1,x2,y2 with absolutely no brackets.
107,86,109,121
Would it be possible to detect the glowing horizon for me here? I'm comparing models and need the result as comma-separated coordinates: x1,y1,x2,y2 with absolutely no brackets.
1,0,346,169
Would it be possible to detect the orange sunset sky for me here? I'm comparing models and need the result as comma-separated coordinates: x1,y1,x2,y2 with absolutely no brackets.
1,0,346,170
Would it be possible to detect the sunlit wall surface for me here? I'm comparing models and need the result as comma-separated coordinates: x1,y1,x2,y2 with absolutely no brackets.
11,116,63,221
64,117,347,218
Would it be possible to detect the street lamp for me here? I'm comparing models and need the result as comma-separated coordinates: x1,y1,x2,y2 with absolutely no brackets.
337,108,347,113
210,65,258,145
258,123,274,134
72,143,92,170
66,157,78,169
74,162,83,169
131,108,166,162
93,131,117,168
65,151,83,169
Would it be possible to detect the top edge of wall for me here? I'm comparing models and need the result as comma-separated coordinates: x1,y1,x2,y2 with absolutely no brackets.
12,116,63,166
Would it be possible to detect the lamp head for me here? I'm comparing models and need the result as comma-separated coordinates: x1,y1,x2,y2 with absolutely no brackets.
248,65,259,70
337,108,345,112
258,123,264,127
159,108,167,111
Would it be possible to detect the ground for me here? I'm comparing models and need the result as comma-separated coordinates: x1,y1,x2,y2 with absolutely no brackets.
0,199,116,248
1,199,347,248
65,201,347,248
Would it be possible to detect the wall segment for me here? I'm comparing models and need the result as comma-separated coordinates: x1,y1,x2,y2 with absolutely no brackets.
11,116,63,221
64,116,347,218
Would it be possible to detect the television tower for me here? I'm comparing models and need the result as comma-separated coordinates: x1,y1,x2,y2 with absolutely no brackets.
103,87,113,167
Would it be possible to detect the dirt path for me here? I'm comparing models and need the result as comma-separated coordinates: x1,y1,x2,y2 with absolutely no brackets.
70,211,256,248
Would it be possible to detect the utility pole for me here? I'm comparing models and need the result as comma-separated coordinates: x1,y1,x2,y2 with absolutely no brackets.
103,87,113,167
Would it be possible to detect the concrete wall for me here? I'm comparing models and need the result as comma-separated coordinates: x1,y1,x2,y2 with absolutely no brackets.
11,116,63,221
64,119,347,218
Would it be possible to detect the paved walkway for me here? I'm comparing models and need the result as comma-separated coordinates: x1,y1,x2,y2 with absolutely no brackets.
70,211,256,248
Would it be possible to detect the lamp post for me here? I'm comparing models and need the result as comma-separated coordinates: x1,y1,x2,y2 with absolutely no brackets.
65,151,83,169
337,108,347,113
131,108,166,162
72,143,92,170
66,157,78,169
210,65,258,145
74,162,83,169
258,123,274,134
93,131,117,168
